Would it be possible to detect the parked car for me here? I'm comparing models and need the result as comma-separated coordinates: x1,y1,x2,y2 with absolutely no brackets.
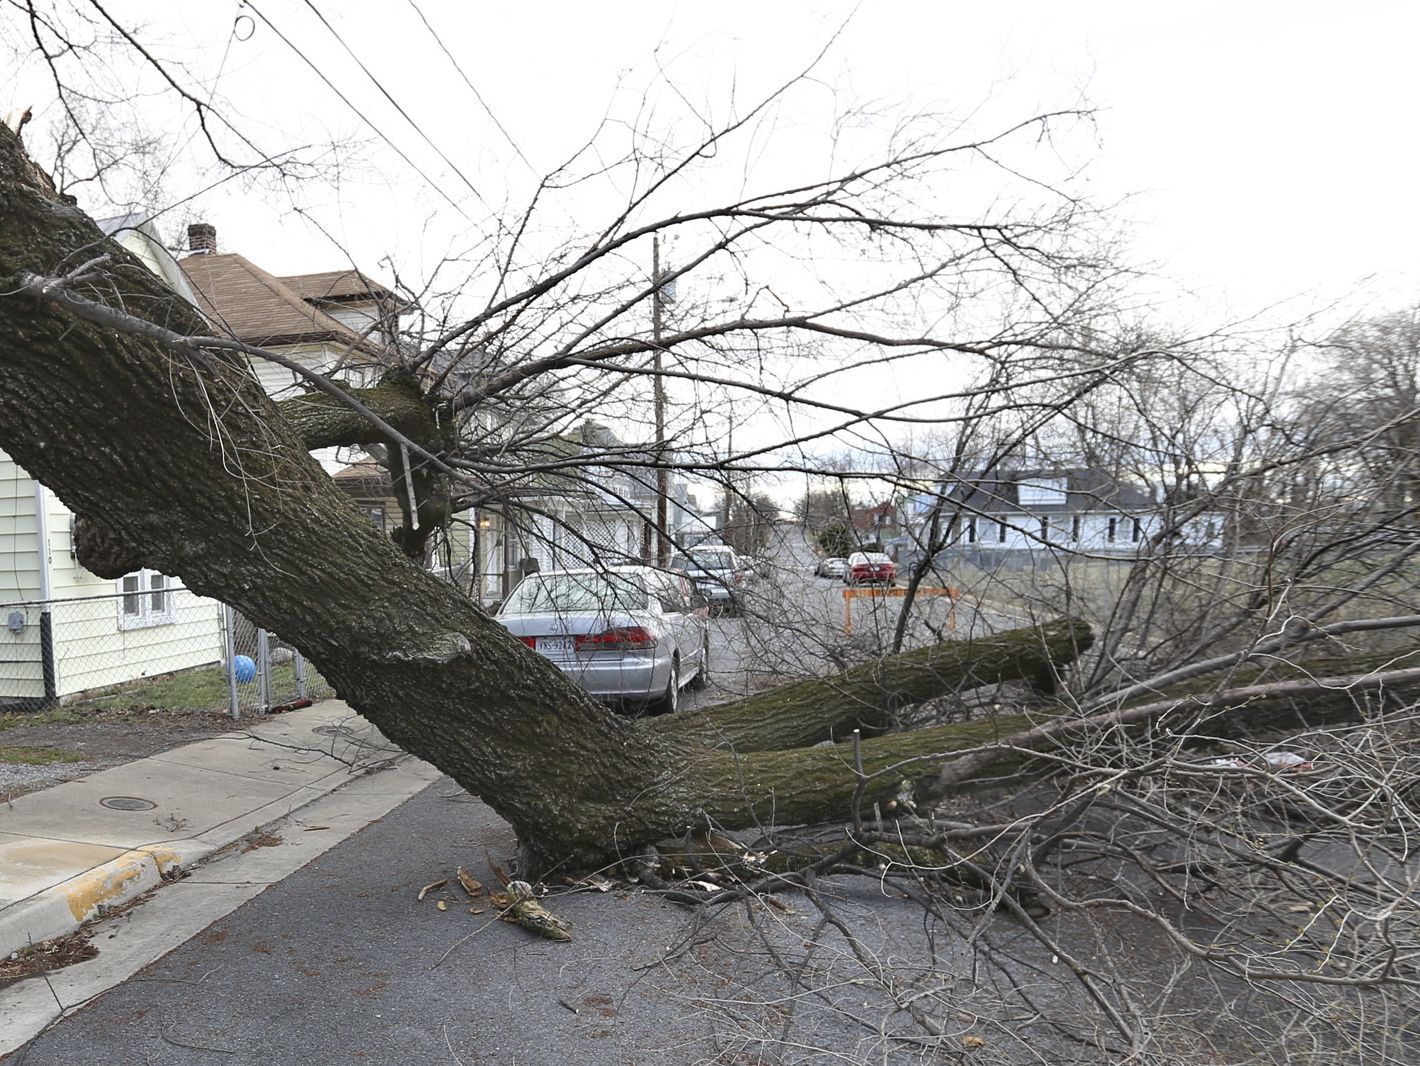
741,555,773,579
496,567,709,714
671,545,752,613
814,556,847,578
844,551,896,586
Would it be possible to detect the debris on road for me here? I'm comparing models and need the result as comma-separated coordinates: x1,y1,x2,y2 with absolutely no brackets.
496,880,573,941
456,867,484,898
416,878,448,901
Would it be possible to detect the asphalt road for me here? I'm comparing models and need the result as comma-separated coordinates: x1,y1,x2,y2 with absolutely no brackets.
6,780,918,1066
684,526,1015,712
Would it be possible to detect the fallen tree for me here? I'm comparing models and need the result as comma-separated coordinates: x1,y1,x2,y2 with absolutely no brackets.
0,123,1101,874
0,123,1411,888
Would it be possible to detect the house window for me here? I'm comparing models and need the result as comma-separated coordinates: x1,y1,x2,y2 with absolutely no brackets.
1132,518,1143,543
966,517,977,544
1039,516,1050,541
997,520,1008,543
1107,517,1118,543
1071,515,1081,540
118,569,175,630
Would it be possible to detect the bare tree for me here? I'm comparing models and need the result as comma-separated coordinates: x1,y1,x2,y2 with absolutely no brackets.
4,6,1420,1059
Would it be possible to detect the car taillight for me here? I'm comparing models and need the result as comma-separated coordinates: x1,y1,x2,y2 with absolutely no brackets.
574,625,657,651
519,636,537,648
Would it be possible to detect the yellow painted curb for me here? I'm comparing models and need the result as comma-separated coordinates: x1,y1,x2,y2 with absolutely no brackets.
59,845,182,922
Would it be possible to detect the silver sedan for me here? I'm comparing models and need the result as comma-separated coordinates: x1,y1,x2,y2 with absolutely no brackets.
496,566,710,714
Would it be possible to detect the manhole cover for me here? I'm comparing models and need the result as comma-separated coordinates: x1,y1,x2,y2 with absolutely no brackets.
99,796,157,811
313,725,356,737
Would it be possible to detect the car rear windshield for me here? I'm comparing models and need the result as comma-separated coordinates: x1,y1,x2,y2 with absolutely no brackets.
690,550,734,570
502,572,648,614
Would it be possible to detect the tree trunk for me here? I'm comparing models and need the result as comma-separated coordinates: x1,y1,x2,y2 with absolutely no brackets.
650,618,1092,752
275,375,445,452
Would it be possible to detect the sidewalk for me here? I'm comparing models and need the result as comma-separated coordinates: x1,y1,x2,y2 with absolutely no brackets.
0,700,405,958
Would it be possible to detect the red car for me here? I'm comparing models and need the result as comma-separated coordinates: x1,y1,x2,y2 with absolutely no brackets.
844,551,895,586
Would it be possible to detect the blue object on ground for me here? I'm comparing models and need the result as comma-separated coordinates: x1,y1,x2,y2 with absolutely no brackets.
230,655,257,684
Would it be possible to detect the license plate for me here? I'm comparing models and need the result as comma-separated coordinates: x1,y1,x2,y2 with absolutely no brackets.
536,636,574,656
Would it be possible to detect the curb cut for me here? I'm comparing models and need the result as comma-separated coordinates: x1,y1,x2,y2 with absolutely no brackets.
0,779,376,959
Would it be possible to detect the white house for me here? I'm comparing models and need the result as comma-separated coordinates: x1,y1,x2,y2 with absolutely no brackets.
176,223,397,446
451,421,700,605
901,467,1226,565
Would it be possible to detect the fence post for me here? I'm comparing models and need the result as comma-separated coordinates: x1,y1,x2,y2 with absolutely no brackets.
293,648,308,700
222,604,240,719
256,628,271,714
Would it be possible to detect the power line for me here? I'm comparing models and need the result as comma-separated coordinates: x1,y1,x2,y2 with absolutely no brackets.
402,0,535,174
242,0,472,219
297,0,493,210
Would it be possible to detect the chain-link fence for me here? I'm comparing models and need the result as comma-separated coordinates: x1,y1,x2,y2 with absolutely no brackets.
223,606,334,716
0,588,332,718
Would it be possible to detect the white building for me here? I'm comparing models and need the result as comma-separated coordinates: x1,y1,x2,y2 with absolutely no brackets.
901,468,1225,564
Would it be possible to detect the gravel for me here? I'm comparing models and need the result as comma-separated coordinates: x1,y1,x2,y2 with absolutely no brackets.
0,708,236,800
0,758,109,799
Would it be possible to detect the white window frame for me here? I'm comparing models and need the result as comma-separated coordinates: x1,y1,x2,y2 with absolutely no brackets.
118,568,176,630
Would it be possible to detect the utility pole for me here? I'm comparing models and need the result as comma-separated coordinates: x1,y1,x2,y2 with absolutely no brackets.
719,407,734,549
651,235,670,567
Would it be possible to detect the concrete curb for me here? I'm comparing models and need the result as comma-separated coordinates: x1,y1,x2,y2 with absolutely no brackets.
1,844,184,956
0,702,395,958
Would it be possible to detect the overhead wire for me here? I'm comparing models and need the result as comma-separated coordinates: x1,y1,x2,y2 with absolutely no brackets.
401,0,536,175
241,0,472,219
296,0,494,211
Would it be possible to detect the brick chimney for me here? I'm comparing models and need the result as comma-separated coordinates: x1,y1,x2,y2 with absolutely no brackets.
186,222,217,255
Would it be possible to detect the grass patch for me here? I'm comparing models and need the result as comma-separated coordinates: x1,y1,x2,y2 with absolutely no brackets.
0,744,87,765
3,662,332,725
0,708,88,732
76,661,329,714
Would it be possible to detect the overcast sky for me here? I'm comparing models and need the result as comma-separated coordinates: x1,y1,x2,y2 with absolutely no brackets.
7,1,1420,506
10,0,1416,320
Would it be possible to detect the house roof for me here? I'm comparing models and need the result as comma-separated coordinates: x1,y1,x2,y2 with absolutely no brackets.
282,268,395,305
851,501,898,532
177,252,379,353
331,454,390,495
939,468,1157,514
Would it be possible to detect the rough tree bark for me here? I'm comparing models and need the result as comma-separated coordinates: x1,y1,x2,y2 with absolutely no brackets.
0,125,1126,875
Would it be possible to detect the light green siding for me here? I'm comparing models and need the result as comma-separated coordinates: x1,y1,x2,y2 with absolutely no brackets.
0,450,43,701
50,589,224,697
43,489,112,600
0,450,41,603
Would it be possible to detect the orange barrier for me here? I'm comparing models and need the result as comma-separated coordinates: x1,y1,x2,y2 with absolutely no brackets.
842,585,958,635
